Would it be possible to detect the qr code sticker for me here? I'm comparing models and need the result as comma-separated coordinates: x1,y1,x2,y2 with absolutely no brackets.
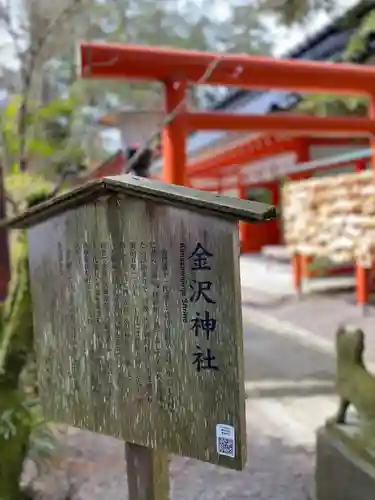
216,424,235,458
218,437,234,457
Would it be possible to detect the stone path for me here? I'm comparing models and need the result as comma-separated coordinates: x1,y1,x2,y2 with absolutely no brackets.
240,254,375,361
23,315,338,499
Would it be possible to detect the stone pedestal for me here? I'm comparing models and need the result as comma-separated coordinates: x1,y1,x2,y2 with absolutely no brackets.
316,425,375,500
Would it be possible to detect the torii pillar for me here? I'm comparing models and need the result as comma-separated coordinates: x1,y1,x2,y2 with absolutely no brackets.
162,80,187,186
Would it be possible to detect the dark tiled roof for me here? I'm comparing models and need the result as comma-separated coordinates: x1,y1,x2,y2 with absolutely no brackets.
184,1,375,156
213,0,375,111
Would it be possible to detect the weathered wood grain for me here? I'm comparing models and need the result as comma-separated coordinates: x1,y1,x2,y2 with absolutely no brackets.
27,193,247,470
125,443,169,500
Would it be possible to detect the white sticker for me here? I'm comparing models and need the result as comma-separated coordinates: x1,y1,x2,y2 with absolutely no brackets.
216,424,235,458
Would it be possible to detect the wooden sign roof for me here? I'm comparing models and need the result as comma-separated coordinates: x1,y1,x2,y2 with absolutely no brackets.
4,174,276,229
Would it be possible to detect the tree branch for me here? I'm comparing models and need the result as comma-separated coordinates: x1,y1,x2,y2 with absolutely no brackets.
28,0,84,64
5,192,19,215
15,0,87,171
48,167,76,198
0,0,26,63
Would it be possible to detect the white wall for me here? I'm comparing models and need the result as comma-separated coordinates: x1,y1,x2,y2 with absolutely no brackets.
308,144,368,161
185,142,372,193
308,144,371,177
190,151,300,192
221,188,239,198
114,111,164,149
190,178,220,190
240,152,297,184
190,176,240,198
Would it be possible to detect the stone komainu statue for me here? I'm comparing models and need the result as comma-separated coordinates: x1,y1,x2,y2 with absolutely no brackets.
330,326,375,448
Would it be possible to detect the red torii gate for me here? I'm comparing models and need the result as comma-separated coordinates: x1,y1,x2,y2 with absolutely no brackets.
79,41,375,307
80,42,375,185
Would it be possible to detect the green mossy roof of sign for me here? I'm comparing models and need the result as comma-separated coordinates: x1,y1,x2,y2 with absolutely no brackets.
3,174,277,229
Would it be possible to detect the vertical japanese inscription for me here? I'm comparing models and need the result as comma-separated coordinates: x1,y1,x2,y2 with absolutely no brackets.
162,247,174,411
99,241,113,416
140,241,152,403
111,242,122,363
188,242,219,372
113,241,131,380
180,242,188,324
82,240,94,423
125,240,171,408
90,238,101,421
151,241,164,406
130,241,142,397
55,242,66,409
82,241,94,375
100,242,112,382
65,245,79,396
123,252,132,381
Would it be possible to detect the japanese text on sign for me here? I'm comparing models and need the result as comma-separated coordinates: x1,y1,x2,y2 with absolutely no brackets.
188,242,219,372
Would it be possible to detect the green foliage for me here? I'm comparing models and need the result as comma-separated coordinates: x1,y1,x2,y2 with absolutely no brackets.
0,92,87,177
0,188,61,500
72,0,274,109
306,256,334,276
294,7,375,118
255,3,375,117
296,93,369,117
257,0,337,26
0,234,33,409
344,9,375,58
4,172,54,219
0,230,33,500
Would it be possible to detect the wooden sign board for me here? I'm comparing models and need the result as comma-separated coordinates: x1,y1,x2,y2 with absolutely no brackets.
7,175,276,471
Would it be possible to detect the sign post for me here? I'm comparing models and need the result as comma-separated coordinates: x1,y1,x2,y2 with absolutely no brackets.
125,441,169,500
6,175,276,499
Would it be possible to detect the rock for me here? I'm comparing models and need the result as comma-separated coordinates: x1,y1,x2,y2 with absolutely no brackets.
316,424,375,500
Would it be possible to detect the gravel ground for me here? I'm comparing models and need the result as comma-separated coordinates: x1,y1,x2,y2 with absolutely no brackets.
22,407,314,500
21,319,328,500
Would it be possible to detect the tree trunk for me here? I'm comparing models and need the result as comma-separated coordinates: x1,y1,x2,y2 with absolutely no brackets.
0,234,34,500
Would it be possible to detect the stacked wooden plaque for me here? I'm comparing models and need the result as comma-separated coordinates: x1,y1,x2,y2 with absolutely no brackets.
283,170,375,268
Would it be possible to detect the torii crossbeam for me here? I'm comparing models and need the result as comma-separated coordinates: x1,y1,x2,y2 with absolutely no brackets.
79,42,375,185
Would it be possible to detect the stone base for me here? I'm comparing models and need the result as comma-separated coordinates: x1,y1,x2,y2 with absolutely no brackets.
316,424,375,500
